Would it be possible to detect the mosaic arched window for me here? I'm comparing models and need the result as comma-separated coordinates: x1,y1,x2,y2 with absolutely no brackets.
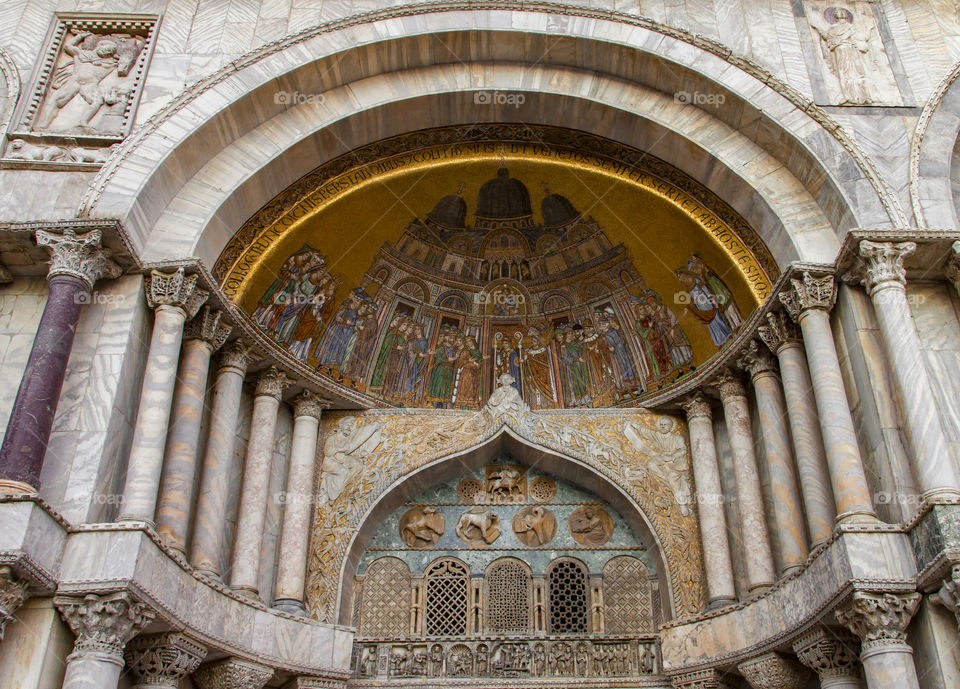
425,558,469,636
485,558,531,633
359,557,410,637
602,556,653,634
547,558,589,634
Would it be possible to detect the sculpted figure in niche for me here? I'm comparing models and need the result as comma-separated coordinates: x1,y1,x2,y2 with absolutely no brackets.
809,6,881,105
513,506,557,546
399,507,445,548
484,373,530,418
624,417,693,515
568,506,614,546
457,506,501,546
317,418,383,504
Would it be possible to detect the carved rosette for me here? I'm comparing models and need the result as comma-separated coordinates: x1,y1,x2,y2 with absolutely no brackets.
835,591,921,651
193,657,274,689
124,632,206,686
219,339,255,373
145,268,208,318
670,667,737,688
713,369,747,400
293,390,333,420
857,240,915,293
255,365,291,400
792,627,861,679
0,566,29,640
737,652,809,689
35,227,121,289
736,340,778,379
680,391,713,420
779,272,836,321
757,311,800,354
55,592,155,662
184,307,232,352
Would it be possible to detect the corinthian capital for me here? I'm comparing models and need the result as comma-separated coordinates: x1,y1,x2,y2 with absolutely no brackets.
757,311,800,354
0,566,28,640
680,391,713,420
736,340,778,379
737,651,809,689
670,668,737,688
857,240,915,293
255,365,291,400
293,390,333,420
145,268,208,318
35,227,121,289
835,591,921,650
125,632,206,686
713,368,746,400
193,657,274,689
792,627,860,681
54,591,155,661
184,307,232,352
779,272,836,321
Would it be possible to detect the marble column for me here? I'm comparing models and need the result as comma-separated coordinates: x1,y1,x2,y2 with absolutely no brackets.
193,657,274,689
274,391,330,615
715,370,776,592
758,311,836,547
835,591,922,689
793,627,865,689
229,366,290,598
737,652,809,689
190,340,254,577
119,268,208,524
857,240,960,500
780,273,878,524
0,228,120,494
55,592,155,689
0,566,29,640
124,632,206,688
680,392,736,607
155,308,231,553
737,340,808,576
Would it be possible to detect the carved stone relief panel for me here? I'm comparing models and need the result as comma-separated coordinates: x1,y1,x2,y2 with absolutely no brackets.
568,506,614,546
399,507,445,548
456,506,502,547
485,465,527,503
513,506,557,547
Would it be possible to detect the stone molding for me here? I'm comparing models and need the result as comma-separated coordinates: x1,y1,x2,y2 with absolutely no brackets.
737,651,809,689
779,272,836,321
124,632,206,685
193,657,274,689
792,627,861,679
680,392,712,420
145,268,207,318
35,227,121,289
293,390,333,420
756,311,800,354
736,340,778,379
184,306,232,351
255,365,291,400
670,668,736,688
284,677,347,689
835,591,921,651
54,591,155,663
857,240,916,293
0,565,28,640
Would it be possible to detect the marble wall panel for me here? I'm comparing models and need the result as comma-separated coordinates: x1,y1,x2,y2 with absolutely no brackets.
0,598,72,689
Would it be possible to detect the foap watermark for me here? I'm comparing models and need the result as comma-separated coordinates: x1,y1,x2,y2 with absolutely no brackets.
474,291,526,306
674,90,725,106
874,491,923,507
474,91,526,109
75,291,126,305
673,290,729,306
274,90,326,106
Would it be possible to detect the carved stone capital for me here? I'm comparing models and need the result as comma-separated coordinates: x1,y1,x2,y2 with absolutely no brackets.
680,391,713,420
670,668,737,688
0,566,29,640
757,311,800,354
736,340,778,379
946,241,960,298
932,563,960,631
858,240,915,293
0,262,12,283
124,632,206,686
713,369,746,400
293,390,333,420
35,227,121,289
145,268,208,318
55,592,155,662
737,652,809,689
835,591,921,650
255,365,291,400
184,307,232,352
193,657,274,689
779,272,836,321
792,627,860,679
283,678,347,689
219,339,255,373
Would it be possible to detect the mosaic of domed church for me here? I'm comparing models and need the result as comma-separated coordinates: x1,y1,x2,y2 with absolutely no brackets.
218,127,777,408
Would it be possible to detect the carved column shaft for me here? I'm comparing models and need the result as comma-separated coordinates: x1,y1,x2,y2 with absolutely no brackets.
681,393,736,606
858,240,960,500
190,341,252,576
716,372,776,591
274,391,329,613
120,268,207,524
0,228,119,494
780,274,877,524
229,366,290,597
156,308,231,552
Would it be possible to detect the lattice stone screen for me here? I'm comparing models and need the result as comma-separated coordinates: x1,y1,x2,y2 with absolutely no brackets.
485,558,531,633
425,559,469,636
360,557,410,637
548,559,589,633
603,556,653,634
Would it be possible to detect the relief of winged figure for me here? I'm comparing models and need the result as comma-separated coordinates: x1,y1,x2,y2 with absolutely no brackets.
623,417,692,515
317,417,383,504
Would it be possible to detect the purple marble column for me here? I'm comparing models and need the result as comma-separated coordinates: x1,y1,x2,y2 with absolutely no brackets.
0,228,120,495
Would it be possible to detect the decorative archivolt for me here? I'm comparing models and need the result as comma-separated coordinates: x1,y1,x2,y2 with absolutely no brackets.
304,379,704,623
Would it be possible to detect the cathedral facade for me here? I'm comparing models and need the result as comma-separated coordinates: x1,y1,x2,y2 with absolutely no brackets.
1,2,960,689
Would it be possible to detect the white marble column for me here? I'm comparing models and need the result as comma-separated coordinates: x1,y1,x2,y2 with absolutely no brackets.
780,273,878,524
737,340,808,576
715,370,776,592
274,391,331,615
758,311,836,547
793,627,865,689
229,366,290,598
858,240,960,500
680,392,736,607
119,269,207,524
835,592,922,689
55,592,154,689
124,632,206,688
738,652,809,689
190,340,253,577
194,657,274,689
155,308,231,553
